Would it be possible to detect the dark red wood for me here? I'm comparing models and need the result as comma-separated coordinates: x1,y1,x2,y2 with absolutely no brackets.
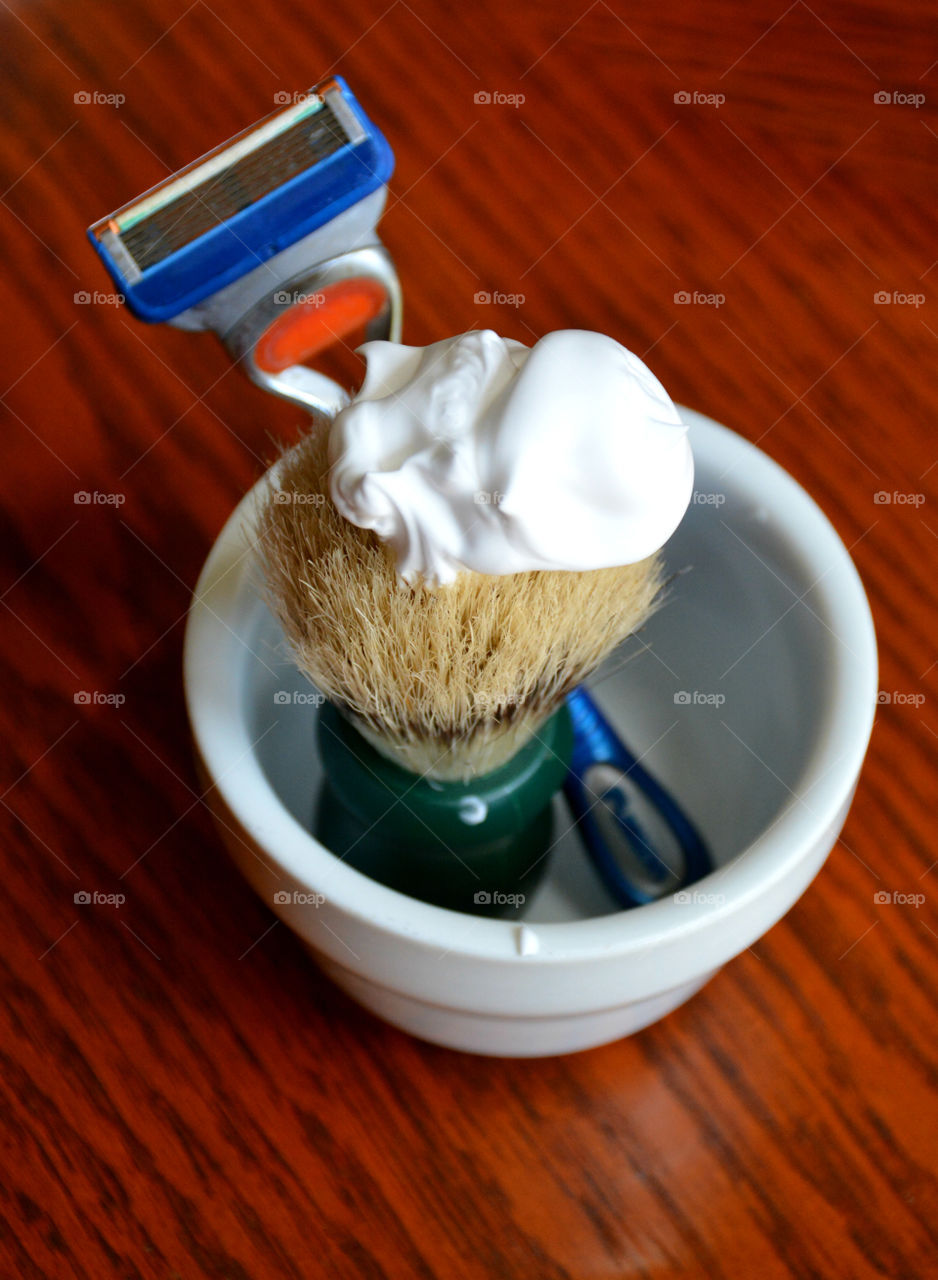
1,1,936,1275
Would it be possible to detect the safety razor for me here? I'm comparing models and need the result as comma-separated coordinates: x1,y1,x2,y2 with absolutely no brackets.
87,76,401,417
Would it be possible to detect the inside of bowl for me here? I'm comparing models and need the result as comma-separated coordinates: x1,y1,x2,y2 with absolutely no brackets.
246,445,834,923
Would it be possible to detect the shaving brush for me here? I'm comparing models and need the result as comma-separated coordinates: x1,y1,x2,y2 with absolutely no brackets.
256,329,692,914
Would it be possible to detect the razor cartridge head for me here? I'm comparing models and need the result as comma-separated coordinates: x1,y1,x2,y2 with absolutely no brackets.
87,76,393,324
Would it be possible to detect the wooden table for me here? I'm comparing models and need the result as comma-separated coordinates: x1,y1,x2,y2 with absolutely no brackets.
2,1,936,1275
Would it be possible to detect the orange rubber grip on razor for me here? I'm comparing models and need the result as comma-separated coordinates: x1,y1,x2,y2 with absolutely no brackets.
253,277,388,373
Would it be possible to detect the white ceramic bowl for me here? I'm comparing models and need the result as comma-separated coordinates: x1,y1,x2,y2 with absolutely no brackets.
183,410,877,1056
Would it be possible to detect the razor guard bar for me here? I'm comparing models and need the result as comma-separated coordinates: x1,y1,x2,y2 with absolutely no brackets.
88,77,393,324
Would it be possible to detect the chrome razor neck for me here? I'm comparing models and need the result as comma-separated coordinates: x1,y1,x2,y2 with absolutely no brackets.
170,190,402,417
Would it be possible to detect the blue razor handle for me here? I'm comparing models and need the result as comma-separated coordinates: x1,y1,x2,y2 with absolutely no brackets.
87,76,401,416
564,687,712,908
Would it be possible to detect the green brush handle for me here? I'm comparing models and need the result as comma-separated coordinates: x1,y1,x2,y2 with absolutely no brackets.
315,700,574,916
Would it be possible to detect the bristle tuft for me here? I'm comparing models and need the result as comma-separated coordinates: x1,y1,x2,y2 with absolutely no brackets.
256,425,664,780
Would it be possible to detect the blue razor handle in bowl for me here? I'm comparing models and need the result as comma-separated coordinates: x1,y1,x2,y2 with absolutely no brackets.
564,686,712,908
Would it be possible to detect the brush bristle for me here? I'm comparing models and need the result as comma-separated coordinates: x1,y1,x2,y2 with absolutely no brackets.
256,423,664,781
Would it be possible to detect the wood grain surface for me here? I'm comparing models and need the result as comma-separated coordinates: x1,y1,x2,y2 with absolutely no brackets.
1,0,936,1276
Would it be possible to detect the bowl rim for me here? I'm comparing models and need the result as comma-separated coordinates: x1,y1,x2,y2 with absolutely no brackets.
183,409,878,961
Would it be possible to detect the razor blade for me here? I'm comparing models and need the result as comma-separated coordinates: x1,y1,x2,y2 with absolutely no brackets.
88,76,401,416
